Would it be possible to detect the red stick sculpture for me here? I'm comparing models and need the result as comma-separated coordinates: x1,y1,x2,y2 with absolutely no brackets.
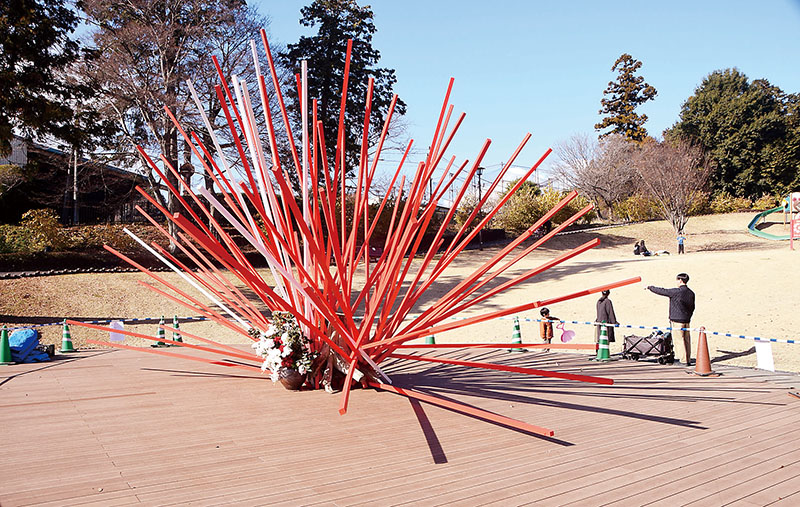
83,30,642,436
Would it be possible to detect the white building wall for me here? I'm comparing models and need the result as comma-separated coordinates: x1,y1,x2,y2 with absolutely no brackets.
0,137,28,166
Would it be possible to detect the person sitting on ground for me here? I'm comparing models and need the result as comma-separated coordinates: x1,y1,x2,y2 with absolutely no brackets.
539,307,559,352
633,241,642,255
638,239,670,256
639,240,652,256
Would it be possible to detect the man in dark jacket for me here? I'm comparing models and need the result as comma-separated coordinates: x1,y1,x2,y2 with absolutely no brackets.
646,273,695,365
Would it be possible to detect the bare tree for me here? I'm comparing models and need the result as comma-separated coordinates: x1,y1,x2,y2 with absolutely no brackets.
634,140,712,233
187,8,285,190
552,133,596,187
80,0,277,231
553,133,638,218
83,0,208,210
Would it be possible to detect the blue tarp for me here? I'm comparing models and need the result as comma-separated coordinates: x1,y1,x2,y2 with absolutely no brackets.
9,329,51,363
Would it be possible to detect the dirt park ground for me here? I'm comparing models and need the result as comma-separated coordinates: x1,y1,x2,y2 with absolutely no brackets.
2,211,798,372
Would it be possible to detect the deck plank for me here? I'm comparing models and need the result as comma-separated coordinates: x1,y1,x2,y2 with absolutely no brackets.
2,347,800,505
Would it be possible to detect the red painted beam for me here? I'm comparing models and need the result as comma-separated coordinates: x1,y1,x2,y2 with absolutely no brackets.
86,340,264,373
394,343,597,350
389,353,613,385
68,320,261,362
363,276,642,353
367,381,554,437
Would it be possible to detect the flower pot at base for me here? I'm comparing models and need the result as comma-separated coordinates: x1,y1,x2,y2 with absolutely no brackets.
278,368,305,390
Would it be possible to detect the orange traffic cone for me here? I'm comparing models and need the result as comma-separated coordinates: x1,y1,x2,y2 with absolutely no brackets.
689,327,721,377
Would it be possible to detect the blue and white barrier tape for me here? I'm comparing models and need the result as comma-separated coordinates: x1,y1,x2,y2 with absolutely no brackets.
402,314,795,345
4,316,209,332
511,318,796,344
5,313,792,345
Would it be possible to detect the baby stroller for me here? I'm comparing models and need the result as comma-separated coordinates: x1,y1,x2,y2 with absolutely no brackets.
622,330,675,365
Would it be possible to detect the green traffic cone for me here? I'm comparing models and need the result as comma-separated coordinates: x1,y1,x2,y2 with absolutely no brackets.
171,315,182,345
152,316,167,347
1,326,14,365
595,321,611,362
60,320,77,353
508,316,527,352
424,334,435,345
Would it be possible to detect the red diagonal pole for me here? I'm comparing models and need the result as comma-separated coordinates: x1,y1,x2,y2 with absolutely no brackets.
395,343,597,350
400,194,581,335
438,237,600,322
373,142,493,342
415,218,598,333
160,325,260,357
364,277,642,354
101,33,643,432
389,353,613,385
368,381,554,437
68,320,261,362
152,242,269,329
86,340,263,373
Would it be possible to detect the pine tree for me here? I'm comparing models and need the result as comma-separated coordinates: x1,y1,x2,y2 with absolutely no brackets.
0,0,108,155
281,0,406,177
595,54,657,143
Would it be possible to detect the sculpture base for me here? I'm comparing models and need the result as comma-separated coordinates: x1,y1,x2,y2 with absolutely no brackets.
278,368,305,390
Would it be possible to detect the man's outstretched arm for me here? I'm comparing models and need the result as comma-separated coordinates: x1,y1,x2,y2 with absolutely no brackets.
647,286,679,297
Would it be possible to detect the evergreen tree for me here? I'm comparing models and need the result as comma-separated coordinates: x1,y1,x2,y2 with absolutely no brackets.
281,0,406,177
595,53,657,143
0,0,109,155
667,68,800,197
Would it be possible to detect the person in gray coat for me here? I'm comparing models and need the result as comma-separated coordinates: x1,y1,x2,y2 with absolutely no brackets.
595,290,618,343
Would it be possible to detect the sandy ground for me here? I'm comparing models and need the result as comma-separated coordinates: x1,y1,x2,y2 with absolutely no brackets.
2,212,798,372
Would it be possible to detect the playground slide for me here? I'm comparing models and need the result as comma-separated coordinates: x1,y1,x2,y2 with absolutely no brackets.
747,206,791,240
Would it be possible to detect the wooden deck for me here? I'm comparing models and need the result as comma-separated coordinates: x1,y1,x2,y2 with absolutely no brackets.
2,347,800,506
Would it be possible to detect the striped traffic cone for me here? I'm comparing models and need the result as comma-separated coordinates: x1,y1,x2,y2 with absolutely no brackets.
508,316,527,352
152,316,167,347
171,315,182,345
424,334,435,345
595,321,610,361
60,320,77,353
1,326,14,365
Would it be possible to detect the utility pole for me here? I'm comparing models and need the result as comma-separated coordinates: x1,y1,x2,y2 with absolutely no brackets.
449,172,455,207
476,166,483,250
72,148,79,225
427,145,433,203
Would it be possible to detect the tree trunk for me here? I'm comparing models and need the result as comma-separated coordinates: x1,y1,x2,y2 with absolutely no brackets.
202,131,218,233
164,100,179,253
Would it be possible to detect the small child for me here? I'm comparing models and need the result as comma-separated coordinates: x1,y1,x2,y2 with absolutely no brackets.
677,231,686,254
539,307,559,352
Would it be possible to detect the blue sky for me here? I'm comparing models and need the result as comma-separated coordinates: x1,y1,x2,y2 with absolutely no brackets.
256,1,800,184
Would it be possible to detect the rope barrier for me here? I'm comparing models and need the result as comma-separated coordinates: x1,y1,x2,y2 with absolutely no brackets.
3,316,208,332
400,314,795,345
4,313,792,345
498,317,797,345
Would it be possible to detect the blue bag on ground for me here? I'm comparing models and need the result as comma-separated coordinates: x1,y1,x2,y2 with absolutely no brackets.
9,329,51,363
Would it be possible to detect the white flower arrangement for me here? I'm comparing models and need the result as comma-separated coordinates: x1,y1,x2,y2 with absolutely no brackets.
251,313,317,384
